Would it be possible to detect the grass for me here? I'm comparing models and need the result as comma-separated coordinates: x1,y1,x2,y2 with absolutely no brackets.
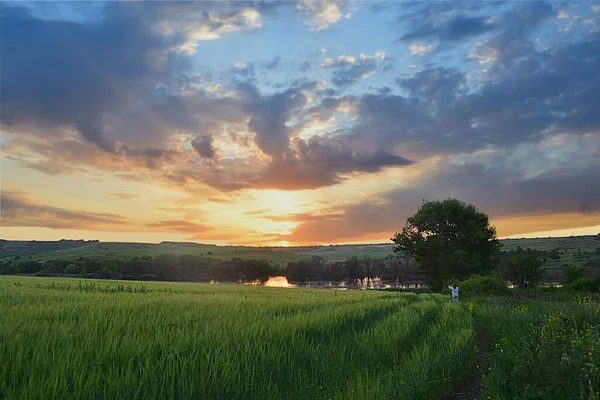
468,296,600,400
0,276,474,400
501,236,600,271
2,275,599,399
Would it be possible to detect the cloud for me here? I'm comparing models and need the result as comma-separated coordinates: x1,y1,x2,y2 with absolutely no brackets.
105,193,142,200
243,85,308,160
346,25,600,158
265,57,281,70
3,0,599,209
397,2,554,45
397,67,466,103
0,1,264,153
146,220,212,234
166,134,413,192
408,44,433,56
0,2,177,152
1,190,130,230
401,15,497,42
277,154,600,243
191,134,219,164
297,0,352,31
321,51,388,87
244,208,272,216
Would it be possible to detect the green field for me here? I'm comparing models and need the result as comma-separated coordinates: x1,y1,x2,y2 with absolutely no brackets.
1,276,474,399
500,235,600,269
0,240,398,263
2,276,600,399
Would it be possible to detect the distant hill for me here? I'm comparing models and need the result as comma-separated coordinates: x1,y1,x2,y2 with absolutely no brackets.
1,235,598,264
0,239,100,258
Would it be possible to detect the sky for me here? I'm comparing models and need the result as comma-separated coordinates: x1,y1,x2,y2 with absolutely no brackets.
1,0,599,246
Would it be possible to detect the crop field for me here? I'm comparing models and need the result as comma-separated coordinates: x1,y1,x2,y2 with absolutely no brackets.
0,276,474,400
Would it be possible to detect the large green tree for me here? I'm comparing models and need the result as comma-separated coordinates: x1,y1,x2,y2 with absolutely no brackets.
507,253,545,288
391,199,501,291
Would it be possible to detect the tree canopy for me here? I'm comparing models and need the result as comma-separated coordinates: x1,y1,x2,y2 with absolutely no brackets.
391,198,500,291
507,253,545,288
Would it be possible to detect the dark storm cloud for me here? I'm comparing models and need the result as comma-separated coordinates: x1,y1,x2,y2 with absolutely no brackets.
0,1,273,152
242,85,308,160
166,134,413,192
306,97,342,121
397,67,466,104
191,134,219,163
252,137,413,190
397,1,554,44
0,2,178,151
346,21,600,158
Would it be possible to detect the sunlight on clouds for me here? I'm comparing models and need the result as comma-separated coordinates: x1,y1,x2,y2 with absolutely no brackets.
468,43,499,65
409,44,432,56
294,117,338,140
321,55,356,67
250,190,310,216
259,220,299,236
314,158,443,208
158,8,262,54
298,0,346,31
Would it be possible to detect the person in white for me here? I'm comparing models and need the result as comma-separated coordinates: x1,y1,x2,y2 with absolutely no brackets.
448,283,459,302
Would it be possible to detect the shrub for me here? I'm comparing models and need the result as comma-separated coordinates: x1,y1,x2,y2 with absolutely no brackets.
562,264,587,284
567,273,600,293
64,264,83,274
35,269,50,277
457,274,509,297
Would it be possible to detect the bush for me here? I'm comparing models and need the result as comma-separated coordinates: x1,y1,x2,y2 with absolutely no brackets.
64,264,83,274
562,264,587,284
567,273,600,293
458,274,509,297
35,269,50,277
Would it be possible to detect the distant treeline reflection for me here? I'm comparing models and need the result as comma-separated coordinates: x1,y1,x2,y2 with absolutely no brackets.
0,254,422,286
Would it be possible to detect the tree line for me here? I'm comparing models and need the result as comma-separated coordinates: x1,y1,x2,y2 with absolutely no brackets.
0,253,423,287
0,247,597,291
2,199,598,290
0,255,279,283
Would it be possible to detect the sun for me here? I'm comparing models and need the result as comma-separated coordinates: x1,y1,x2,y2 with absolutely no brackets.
252,190,305,215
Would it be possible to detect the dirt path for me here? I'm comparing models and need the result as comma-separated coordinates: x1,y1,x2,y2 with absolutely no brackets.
441,325,491,400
